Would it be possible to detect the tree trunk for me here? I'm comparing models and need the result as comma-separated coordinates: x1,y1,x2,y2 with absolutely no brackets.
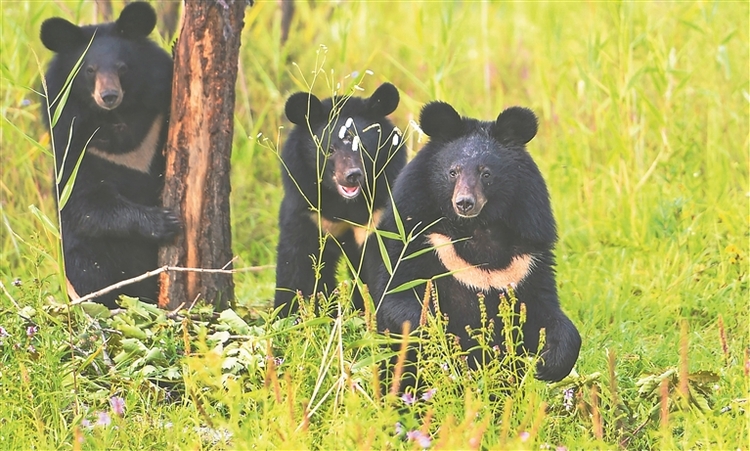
158,0,248,310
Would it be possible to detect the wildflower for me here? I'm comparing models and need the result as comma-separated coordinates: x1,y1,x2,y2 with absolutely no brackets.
519,431,530,442
563,388,574,411
556,447,568,451
345,117,354,129
27,344,36,354
352,135,361,152
274,357,284,367
81,418,92,428
338,125,347,139
401,392,416,405
392,134,399,147
406,430,431,448
440,362,449,372
12,278,22,287
26,326,38,338
109,396,125,416
96,411,111,427
421,388,437,401
394,422,403,435
0,326,8,337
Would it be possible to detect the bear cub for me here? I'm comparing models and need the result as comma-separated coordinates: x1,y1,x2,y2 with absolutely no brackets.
373,101,581,383
275,83,406,316
41,2,178,308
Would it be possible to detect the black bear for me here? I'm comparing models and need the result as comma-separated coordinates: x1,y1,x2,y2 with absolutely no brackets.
275,83,406,316
373,101,581,383
41,2,178,308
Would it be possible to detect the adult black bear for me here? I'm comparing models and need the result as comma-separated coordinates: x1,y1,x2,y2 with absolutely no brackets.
373,101,580,383
275,83,406,316
41,2,178,308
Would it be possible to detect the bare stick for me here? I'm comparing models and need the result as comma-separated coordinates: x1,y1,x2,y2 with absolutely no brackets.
70,263,273,306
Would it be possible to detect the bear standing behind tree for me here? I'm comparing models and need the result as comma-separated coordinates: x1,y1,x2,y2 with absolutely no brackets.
275,83,406,316
372,101,581,384
40,2,179,308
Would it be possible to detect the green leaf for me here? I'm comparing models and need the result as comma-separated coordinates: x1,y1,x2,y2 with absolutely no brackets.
386,278,430,295
29,204,59,238
58,126,95,209
2,115,51,157
374,229,402,241
208,330,231,344
50,33,95,127
219,309,251,335
375,231,393,275
387,185,406,243
79,302,111,319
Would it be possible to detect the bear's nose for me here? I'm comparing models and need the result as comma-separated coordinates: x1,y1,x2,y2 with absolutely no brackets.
455,195,475,214
345,168,362,185
100,90,121,107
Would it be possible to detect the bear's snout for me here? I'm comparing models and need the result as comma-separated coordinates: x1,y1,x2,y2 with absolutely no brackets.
452,173,487,218
93,72,123,110
332,149,364,199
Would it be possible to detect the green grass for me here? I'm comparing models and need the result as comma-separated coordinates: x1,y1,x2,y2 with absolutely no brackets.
1,0,748,449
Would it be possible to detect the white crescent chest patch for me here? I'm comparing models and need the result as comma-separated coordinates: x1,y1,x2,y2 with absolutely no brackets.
87,114,164,174
426,233,536,292
308,209,383,247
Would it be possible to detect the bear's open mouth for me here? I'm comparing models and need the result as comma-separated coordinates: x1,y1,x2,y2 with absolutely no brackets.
336,183,361,199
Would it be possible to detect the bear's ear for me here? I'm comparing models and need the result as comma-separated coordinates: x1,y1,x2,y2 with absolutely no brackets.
40,18,85,53
491,107,538,144
365,82,399,117
419,101,463,140
116,1,157,38
285,92,326,126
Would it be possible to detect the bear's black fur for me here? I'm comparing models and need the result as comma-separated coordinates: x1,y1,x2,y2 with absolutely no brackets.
275,83,406,316
41,2,178,308
373,101,581,383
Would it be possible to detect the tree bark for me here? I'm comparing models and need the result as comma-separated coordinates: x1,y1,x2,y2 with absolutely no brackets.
158,0,248,310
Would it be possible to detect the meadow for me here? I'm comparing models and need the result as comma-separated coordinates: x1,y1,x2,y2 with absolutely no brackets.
0,0,748,449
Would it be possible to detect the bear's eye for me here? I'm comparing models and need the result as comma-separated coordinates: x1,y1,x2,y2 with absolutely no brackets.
482,171,491,179
448,169,457,178
85,66,95,76
116,63,128,74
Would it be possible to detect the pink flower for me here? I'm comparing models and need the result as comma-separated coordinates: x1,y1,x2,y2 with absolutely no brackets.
421,388,437,401
109,396,125,416
406,430,431,448
556,447,568,451
96,411,111,427
401,392,416,405
519,431,530,442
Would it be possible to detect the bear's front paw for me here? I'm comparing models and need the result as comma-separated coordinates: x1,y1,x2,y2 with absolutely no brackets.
144,207,181,241
534,328,581,382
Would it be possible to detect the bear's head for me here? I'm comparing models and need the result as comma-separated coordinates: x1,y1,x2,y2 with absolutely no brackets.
40,2,170,112
420,101,556,244
285,83,402,201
